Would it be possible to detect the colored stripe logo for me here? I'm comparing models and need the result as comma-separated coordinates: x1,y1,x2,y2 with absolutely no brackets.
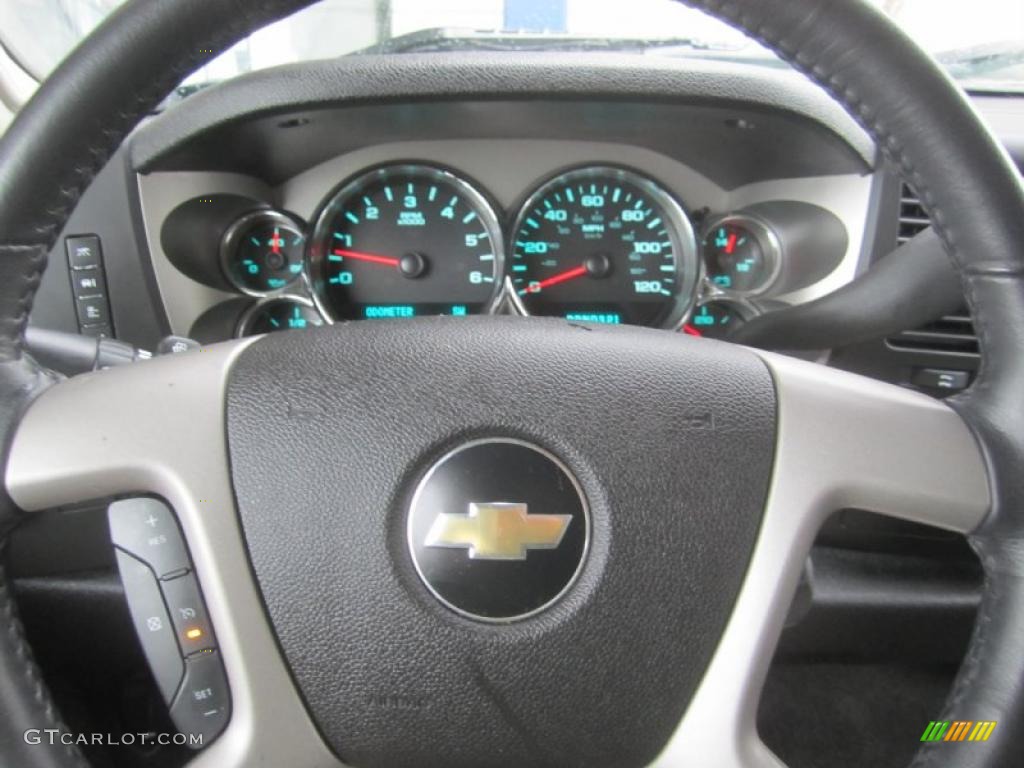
921,721,997,742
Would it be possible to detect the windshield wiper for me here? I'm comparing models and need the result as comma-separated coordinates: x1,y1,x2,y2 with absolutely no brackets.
356,27,728,56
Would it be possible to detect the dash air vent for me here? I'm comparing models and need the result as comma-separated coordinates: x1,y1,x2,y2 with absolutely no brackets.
887,184,979,357
887,310,980,356
897,183,931,245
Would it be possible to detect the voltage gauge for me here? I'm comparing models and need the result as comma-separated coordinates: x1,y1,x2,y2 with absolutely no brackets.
702,215,780,295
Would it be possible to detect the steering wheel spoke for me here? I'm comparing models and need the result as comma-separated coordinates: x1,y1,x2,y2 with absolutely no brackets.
654,351,989,767
5,342,341,768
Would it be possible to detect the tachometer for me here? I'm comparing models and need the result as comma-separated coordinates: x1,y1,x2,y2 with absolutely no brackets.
509,167,699,328
308,165,504,321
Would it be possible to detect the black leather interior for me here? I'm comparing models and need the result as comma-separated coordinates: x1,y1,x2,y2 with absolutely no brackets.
0,0,1021,766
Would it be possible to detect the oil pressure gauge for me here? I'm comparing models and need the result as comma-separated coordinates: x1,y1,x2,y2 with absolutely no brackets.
222,210,306,296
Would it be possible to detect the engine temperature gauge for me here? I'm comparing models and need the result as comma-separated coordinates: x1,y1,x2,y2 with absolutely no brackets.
702,215,780,295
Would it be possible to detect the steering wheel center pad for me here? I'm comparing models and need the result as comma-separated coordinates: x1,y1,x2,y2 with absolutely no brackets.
226,317,776,767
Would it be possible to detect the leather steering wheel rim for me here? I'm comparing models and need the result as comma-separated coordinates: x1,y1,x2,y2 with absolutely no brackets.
0,1,1021,767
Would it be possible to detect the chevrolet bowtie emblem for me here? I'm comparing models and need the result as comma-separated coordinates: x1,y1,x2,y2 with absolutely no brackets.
425,502,572,560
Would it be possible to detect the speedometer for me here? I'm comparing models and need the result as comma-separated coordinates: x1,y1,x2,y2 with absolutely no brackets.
308,165,504,321
509,167,699,328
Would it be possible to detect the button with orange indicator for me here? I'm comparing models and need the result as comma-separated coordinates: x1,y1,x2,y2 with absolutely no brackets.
161,573,215,655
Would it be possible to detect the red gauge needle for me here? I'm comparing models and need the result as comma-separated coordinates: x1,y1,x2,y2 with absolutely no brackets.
271,227,282,255
682,324,703,337
724,233,738,255
333,248,401,268
527,264,589,293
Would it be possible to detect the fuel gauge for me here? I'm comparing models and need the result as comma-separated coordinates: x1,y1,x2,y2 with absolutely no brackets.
222,210,306,296
702,215,780,295
237,298,324,337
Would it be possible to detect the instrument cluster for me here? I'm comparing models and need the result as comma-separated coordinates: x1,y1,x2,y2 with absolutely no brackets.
183,163,791,339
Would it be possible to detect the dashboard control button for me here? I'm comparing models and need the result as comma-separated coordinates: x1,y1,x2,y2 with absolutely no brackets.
161,573,216,655
65,235,102,270
80,323,113,338
71,270,107,300
114,549,184,702
109,498,190,579
75,296,111,327
169,651,230,746
912,368,971,392
157,335,202,355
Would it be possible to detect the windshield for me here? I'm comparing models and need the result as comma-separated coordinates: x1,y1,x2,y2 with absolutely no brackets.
1,0,1022,95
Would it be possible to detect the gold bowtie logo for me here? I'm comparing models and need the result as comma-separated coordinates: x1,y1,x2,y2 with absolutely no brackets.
425,502,572,560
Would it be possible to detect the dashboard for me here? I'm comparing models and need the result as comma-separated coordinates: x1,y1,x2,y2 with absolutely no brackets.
13,45,1024,768
150,149,857,343
28,52,1024,401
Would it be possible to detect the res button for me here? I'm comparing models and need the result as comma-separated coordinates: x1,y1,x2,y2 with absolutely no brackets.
109,498,190,579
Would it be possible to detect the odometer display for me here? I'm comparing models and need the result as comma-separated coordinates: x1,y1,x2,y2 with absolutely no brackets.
510,167,699,328
309,165,504,321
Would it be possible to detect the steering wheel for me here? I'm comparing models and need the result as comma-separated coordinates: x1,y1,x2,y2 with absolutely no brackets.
1,1,1022,766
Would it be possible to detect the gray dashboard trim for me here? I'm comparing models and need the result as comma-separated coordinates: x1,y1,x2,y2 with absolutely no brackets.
131,53,875,176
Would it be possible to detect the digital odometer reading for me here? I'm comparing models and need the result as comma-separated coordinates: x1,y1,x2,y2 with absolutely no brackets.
309,165,504,321
510,167,698,328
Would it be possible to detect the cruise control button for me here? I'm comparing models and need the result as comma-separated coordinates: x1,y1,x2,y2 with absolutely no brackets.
162,573,215,655
109,498,190,578
115,549,184,702
170,651,230,747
